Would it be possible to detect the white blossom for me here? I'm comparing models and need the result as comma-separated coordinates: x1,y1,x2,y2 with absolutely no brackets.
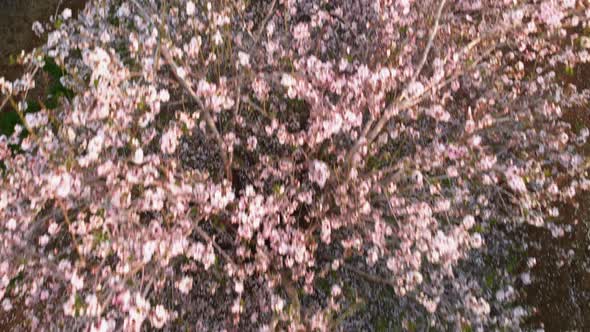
309,160,330,188
62,8,72,20
186,1,196,15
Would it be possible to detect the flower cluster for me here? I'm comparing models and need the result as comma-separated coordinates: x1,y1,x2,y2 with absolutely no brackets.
1,0,589,330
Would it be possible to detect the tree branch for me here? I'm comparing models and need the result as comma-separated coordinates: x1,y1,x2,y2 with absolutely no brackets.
344,0,447,169
193,223,237,268
131,0,233,182
345,32,503,173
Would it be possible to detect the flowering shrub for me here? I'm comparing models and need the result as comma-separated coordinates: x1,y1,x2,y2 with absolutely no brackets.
1,0,590,330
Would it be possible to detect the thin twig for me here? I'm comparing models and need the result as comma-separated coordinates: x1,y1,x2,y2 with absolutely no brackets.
8,96,37,140
253,0,277,43
409,0,447,84
243,95,271,118
343,264,395,288
193,223,237,268
0,95,9,113
57,198,85,265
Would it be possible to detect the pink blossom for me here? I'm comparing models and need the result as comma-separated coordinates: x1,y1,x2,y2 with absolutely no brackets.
6,218,17,231
293,23,310,41
71,271,84,291
176,276,193,294
238,52,250,67
161,127,180,154
505,167,527,193
462,215,475,229
62,8,72,20
426,105,451,122
90,319,115,332
309,160,330,188
2,299,12,312
150,305,169,329
86,294,101,316
133,148,144,164
407,82,425,97
186,1,195,15
471,233,483,248
539,1,564,27
331,285,342,297
143,241,157,263
235,280,244,294
213,30,223,45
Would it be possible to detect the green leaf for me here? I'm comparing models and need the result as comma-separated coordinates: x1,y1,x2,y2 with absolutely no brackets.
272,182,283,195
74,294,85,316
0,110,21,136
43,56,64,79
484,272,495,289
462,324,474,332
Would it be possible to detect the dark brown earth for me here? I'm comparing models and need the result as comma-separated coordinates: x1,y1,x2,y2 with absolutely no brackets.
0,0,87,81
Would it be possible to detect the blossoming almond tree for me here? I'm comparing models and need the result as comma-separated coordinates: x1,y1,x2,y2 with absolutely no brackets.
1,0,590,330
